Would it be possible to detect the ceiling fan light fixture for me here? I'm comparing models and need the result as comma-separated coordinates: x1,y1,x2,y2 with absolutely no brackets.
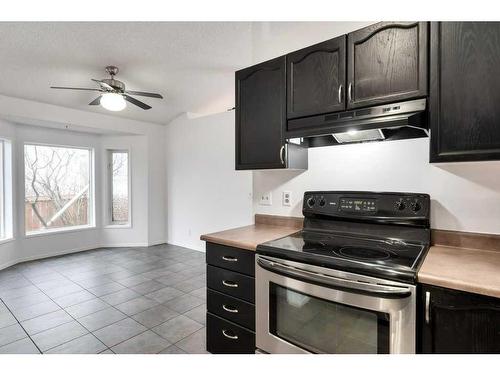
100,93,126,111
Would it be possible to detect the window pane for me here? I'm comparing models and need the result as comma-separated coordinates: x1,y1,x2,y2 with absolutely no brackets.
111,151,129,223
24,144,91,233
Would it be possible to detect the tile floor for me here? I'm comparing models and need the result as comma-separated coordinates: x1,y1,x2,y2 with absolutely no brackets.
0,244,208,354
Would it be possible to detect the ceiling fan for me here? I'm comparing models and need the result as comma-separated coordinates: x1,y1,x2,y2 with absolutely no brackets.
50,66,163,111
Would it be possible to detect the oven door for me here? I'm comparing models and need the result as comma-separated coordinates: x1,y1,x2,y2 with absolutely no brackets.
255,255,416,354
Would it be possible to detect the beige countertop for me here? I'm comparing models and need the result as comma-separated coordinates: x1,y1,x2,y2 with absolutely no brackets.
418,245,500,298
200,223,300,251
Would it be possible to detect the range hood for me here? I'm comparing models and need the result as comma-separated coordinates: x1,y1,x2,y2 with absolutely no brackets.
286,99,428,148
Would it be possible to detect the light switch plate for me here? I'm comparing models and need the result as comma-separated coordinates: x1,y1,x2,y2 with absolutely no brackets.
282,191,292,206
259,192,272,206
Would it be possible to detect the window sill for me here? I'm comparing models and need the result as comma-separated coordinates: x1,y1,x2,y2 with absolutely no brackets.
104,223,132,229
25,225,97,238
0,237,15,246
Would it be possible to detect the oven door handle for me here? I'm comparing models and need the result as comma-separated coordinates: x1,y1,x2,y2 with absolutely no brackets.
257,257,412,298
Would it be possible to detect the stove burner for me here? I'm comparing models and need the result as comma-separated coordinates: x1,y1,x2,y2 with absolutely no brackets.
336,246,392,261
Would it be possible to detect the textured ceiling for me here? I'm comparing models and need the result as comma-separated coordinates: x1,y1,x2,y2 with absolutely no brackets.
0,22,254,125
0,22,373,126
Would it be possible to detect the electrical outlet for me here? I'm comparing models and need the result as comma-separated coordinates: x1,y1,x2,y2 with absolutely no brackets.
259,192,272,206
282,191,292,206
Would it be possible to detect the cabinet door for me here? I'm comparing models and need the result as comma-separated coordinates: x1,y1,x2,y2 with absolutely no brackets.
421,285,500,353
347,22,428,109
235,56,286,170
287,36,346,119
430,22,500,162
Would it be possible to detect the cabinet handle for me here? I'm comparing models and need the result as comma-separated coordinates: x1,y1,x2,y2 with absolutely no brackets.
348,82,353,102
425,291,431,324
221,256,238,262
222,329,239,340
338,84,343,104
279,145,285,165
222,280,239,288
222,304,239,313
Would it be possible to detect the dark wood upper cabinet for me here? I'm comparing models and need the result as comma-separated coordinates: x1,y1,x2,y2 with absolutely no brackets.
347,22,428,109
420,284,500,353
235,56,286,170
287,36,346,119
430,22,500,162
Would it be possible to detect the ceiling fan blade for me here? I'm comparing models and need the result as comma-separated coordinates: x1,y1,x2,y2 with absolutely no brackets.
125,90,163,99
51,86,101,92
124,94,152,110
91,79,114,90
89,96,101,105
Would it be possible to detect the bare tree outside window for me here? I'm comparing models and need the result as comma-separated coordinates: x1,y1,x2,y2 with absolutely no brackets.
110,151,129,223
24,144,92,233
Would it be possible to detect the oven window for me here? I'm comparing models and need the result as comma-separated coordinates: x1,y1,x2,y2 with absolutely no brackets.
269,283,390,353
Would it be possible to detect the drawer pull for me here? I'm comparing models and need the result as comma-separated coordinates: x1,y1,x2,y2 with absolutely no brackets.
222,304,239,313
221,256,238,262
425,291,431,324
222,280,239,288
222,329,239,340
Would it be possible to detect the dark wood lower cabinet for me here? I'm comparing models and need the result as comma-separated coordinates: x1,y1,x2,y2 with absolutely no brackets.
206,265,255,303
207,289,255,331
420,284,500,353
206,313,256,354
205,242,256,354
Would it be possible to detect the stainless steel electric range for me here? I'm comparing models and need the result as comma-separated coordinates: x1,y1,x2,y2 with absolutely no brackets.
255,191,430,354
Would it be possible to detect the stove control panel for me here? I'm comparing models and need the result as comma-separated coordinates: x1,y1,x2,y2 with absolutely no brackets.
303,191,430,226
339,198,377,213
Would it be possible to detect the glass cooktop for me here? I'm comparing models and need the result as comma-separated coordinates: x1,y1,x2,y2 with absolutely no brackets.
257,230,428,283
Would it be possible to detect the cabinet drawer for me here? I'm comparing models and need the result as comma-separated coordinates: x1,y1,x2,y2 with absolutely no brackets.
206,242,255,276
207,265,255,303
207,289,255,331
206,312,255,354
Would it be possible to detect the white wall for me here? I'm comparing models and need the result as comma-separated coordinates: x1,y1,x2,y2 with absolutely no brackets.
253,138,500,235
250,21,373,63
165,112,253,251
147,133,167,246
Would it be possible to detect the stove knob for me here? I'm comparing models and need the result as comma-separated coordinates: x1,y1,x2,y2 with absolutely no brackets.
306,197,316,208
319,198,326,207
411,202,421,212
395,200,406,211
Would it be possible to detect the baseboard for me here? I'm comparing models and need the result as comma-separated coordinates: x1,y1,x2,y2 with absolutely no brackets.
0,244,99,271
166,239,205,253
0,241,165,271
147,239,168,247
102,242,150,248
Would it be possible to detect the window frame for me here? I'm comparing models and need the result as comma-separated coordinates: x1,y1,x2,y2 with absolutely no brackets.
106,149,131,227
0,140,4,239
23,142,95,237
0,138,13,242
